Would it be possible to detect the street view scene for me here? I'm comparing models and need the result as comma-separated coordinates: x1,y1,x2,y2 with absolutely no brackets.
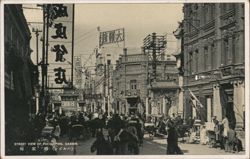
3,2,247,157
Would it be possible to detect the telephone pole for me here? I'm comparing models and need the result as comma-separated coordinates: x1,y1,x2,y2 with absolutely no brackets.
32,28,42,65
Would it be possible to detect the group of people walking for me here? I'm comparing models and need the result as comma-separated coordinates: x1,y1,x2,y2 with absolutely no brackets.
91,113,144,155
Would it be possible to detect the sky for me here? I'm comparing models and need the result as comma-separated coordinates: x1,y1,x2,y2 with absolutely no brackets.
23,3,184,68
22,3,183,86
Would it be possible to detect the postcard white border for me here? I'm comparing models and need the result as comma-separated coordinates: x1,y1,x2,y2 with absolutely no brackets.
0,0,249,159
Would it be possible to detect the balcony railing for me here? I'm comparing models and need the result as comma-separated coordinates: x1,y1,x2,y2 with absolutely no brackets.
125,89,140,96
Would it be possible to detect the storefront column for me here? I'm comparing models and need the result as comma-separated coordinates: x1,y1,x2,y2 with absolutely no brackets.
125,99,129,115
178,90,184,116
213,84,223,121
35,92,39,114
146,97,149,116
162,96,166,115
207,97,212,122
192,99,197,118
233,80,244,129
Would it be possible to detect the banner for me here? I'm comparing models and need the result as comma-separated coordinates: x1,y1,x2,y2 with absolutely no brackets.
47,4,74,89
99,28,125,46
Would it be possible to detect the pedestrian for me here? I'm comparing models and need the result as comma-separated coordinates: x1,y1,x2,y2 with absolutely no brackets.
53,124,61,140
200,125,207,145
212,116,221,148
227,124,237,153
166,120,183,155
91,131,113,155
221,116,229,152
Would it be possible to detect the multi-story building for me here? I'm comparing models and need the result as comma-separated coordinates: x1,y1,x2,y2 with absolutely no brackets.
182,3,244,132
112,50,148,115
94,47,124,114
112,48,180,116
4,4,37,154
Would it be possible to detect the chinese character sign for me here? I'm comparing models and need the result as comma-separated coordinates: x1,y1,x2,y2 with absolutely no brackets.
47,4,74,88
99,28,124,46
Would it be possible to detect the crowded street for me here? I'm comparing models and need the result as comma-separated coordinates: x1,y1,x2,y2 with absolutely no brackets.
57,128,245,155
22,111,245,155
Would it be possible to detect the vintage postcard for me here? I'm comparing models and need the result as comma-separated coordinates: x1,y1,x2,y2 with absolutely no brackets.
1,0,249,158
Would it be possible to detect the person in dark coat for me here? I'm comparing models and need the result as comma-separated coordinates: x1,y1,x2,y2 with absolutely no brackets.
227,124,237,153
91,131,113,155
166,120,183,155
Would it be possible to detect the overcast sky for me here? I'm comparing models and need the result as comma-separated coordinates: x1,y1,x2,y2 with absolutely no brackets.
23,3,183,68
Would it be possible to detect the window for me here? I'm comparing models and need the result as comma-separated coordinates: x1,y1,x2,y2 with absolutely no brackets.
204,4,208,24
211,44,215,69
232,36,236,63
204,47,208,71
227,3,234,11
223,38,229,65
195,50,199,73
221,3,235,14
130,80,137,90
210,4,215,19
189,52,193,75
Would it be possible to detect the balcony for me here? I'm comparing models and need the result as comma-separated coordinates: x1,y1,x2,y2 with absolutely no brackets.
125,89,140,97
149,80,178,90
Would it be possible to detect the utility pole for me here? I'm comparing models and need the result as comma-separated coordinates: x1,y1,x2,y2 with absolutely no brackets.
41,4,50,115
41,4,46,114
152,33,157,80
103,63,107,113
143,32,167,116
32,28,42,114
107,59,111,115
32,28,42,65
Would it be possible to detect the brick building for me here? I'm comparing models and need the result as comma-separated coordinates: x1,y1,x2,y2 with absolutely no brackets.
182,3,245,130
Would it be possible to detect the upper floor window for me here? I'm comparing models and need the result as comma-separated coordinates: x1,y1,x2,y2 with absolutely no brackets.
221,3,235,14
188,51,193,75
204,47,209,71
211,44,215,69
195,49,199,73
130,80,137,90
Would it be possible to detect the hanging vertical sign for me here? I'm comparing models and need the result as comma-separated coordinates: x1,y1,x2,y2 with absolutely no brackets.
47,4,74,89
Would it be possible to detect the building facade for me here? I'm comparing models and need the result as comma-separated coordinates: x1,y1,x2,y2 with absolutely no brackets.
94,47,124,114
4,4,37,154
182,3,245,131
112,49,180,116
